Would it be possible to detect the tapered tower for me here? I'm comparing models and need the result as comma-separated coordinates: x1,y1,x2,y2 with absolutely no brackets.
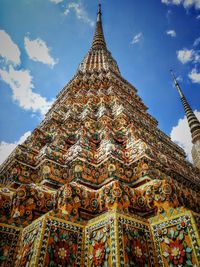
0,5,199,267
171,70,200,169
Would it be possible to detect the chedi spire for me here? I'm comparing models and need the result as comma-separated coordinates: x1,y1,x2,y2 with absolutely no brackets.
171,70,200,169
78,3,121,74
91,4,107,49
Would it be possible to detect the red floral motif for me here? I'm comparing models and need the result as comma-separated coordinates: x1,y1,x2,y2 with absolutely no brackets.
54,240,71,265
46,229,78,267
124,226,149,266
93,241,105,266
131,239,145,265
168,240,186,265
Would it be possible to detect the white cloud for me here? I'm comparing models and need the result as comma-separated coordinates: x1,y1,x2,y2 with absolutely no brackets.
49,0,63,3
177,48,194,64
183,0,200,9
177,45,200,83
64,9,70,15
0,30,20,65
131,33,143,45
166,30,176,37
176,75,183,82
188,68,200,83
194,52,200,63
197,14,200,19
64,3,94,27
0,66,53,115
24,37,58,67
0,131,31,164
171,111,200,161
162,0,182,5
193,37,200,46
161,0,200,9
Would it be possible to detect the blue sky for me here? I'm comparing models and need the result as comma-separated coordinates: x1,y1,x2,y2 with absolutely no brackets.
0,0,200,163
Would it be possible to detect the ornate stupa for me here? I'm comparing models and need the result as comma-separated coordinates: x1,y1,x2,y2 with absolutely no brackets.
0,4,200,267
171,70,200,170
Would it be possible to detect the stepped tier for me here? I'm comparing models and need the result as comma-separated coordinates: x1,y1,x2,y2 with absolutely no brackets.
0,178,199,228
0,68,200,229
1,71,199,193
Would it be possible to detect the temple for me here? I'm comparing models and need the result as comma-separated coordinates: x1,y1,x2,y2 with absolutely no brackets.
0,4,200,267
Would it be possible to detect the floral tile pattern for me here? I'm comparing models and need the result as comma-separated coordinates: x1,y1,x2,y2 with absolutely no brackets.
16,218,43,266
152,213,200,266
18,228,39,267
15,214,84,267
42,217,84,267
0,224,21,267
123,225,150,267
44,228,79,266
117,215,155,267
85,216,114,267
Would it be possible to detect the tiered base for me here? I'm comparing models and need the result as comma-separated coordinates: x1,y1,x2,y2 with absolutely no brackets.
0,208,200,266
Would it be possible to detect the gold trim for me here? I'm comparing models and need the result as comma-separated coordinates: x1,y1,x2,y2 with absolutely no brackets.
187,211,200,265
150,210,188,226
47,215,85,228
113,213,120,266
150,223,164,267
34,215,46,266
118,212,149,226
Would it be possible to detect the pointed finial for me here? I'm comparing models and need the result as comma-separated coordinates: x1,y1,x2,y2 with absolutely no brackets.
170,69,177,85
170,69,184,98
97,2,102,22
91,2,106,49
